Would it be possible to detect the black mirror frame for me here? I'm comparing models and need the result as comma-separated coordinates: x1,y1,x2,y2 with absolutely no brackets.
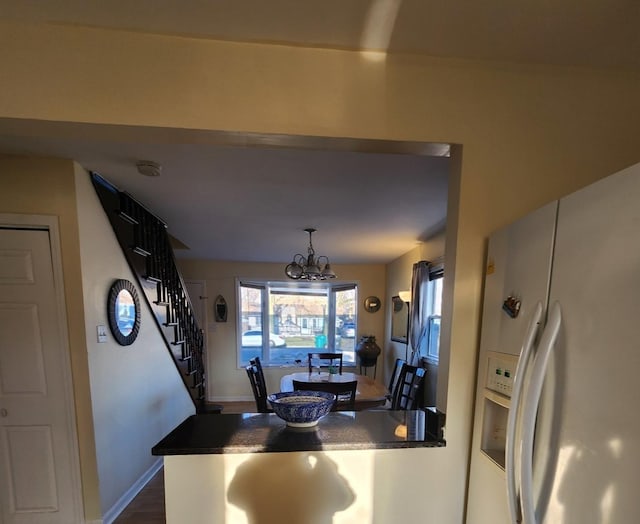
107,279,141,346
390,295,409,343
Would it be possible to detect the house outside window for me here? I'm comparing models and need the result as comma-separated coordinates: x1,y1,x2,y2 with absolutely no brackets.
237,279,358,367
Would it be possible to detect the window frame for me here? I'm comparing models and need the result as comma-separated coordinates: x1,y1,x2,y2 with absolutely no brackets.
423,274,443,363
236,278,358,368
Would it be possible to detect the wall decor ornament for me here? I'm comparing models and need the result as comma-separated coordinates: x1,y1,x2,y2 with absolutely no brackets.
364,296,381,313
214,295,228,322
107,279,141,346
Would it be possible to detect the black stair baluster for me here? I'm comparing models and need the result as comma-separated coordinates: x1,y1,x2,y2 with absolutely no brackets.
90,172,209,413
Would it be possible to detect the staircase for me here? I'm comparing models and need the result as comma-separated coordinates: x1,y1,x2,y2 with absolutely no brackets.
91,172,215,413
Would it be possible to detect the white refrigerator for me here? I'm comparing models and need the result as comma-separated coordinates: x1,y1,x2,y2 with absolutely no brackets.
466,161,640,523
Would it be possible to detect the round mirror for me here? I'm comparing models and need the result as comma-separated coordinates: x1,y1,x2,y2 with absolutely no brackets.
107,279,141,346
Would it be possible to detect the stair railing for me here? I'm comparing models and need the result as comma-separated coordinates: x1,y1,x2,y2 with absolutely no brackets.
91,172,208,411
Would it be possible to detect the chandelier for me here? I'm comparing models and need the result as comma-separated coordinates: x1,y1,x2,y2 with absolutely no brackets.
285,228,336,280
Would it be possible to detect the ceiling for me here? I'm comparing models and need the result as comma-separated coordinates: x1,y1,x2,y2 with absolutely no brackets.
2,1,638,265
1,0,639,69
0,120,450,264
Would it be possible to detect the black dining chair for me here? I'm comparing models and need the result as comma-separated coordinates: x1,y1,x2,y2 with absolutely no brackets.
307,352,343,374
245,357,272,413
390,363,426,410
292,379,357,411
387,358,406,404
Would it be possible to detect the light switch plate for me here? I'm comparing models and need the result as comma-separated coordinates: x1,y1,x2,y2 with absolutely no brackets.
97,325,108,343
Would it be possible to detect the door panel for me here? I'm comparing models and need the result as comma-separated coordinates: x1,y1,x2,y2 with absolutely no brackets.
466,201,558,524
5,426,58,513
478,201,557,358
0,304,47,395
534,163,640,523
0,228,79,524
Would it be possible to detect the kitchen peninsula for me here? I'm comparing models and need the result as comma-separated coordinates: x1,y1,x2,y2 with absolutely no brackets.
153,409,445,523
152,408,444,455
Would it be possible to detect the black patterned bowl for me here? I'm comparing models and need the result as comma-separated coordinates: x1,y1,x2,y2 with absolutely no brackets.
268,390,336,427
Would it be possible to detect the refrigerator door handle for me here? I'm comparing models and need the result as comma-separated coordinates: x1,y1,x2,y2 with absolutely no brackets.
505,301,544,524
519,301,562,524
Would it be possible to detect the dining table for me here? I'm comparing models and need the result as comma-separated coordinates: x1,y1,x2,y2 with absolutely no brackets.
279,371,388,410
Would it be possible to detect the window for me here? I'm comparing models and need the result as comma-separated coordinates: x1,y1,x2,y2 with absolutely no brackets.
238,280,358,367
425,277,443,361
414,263,443,363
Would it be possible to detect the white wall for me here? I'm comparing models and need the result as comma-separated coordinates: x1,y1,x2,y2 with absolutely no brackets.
74,167,195,518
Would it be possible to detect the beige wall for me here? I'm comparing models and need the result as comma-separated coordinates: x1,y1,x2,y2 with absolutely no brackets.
0,156,101,521
2,20,640,522
177,259,386,401
384,231,446,379
384,230,446,405
0,157,196,522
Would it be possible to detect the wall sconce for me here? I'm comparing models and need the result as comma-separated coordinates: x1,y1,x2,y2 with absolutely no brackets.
398,290,411,303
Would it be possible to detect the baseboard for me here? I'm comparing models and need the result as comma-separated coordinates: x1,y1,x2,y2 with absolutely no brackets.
101,458,163,524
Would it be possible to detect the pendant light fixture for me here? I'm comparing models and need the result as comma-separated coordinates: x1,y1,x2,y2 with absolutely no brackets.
285,228,336,280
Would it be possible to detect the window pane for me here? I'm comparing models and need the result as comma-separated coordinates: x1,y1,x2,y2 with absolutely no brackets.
335,288,357,363
432,278,443,315
427,316,441,359
268,289,329,365
239,285,263,364
424,277,443,361
238,281,357,367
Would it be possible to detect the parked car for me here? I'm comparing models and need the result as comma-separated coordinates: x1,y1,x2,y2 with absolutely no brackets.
241,330,287,347
341,322,356,338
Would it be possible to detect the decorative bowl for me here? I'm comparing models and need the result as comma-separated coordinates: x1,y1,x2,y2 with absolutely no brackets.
267,390,336,427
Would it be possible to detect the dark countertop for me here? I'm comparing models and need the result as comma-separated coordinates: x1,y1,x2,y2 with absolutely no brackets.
152,409,445,455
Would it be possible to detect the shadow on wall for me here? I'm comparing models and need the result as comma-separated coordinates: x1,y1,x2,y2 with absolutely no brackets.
228,451,355,524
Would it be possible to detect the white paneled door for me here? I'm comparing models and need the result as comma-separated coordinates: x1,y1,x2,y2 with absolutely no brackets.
0,227,81,523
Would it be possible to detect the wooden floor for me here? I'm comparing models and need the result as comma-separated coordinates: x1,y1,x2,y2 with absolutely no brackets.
113,468,165,524
113,401,255,523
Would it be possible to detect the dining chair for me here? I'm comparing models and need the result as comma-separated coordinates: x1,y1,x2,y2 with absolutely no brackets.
245,357,272,413
292,379,357,411
387,358,406,403
307,352,343,374
390,363,426,410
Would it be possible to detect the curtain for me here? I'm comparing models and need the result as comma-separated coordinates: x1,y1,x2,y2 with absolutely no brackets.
407,258,445,364
408,260,431,365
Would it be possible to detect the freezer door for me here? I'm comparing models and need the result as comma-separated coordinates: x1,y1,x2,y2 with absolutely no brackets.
532,162,640,523
466,202,557,524
479,200,557,358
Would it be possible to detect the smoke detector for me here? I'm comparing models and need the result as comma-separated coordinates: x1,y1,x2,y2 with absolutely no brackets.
136,160,162,177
